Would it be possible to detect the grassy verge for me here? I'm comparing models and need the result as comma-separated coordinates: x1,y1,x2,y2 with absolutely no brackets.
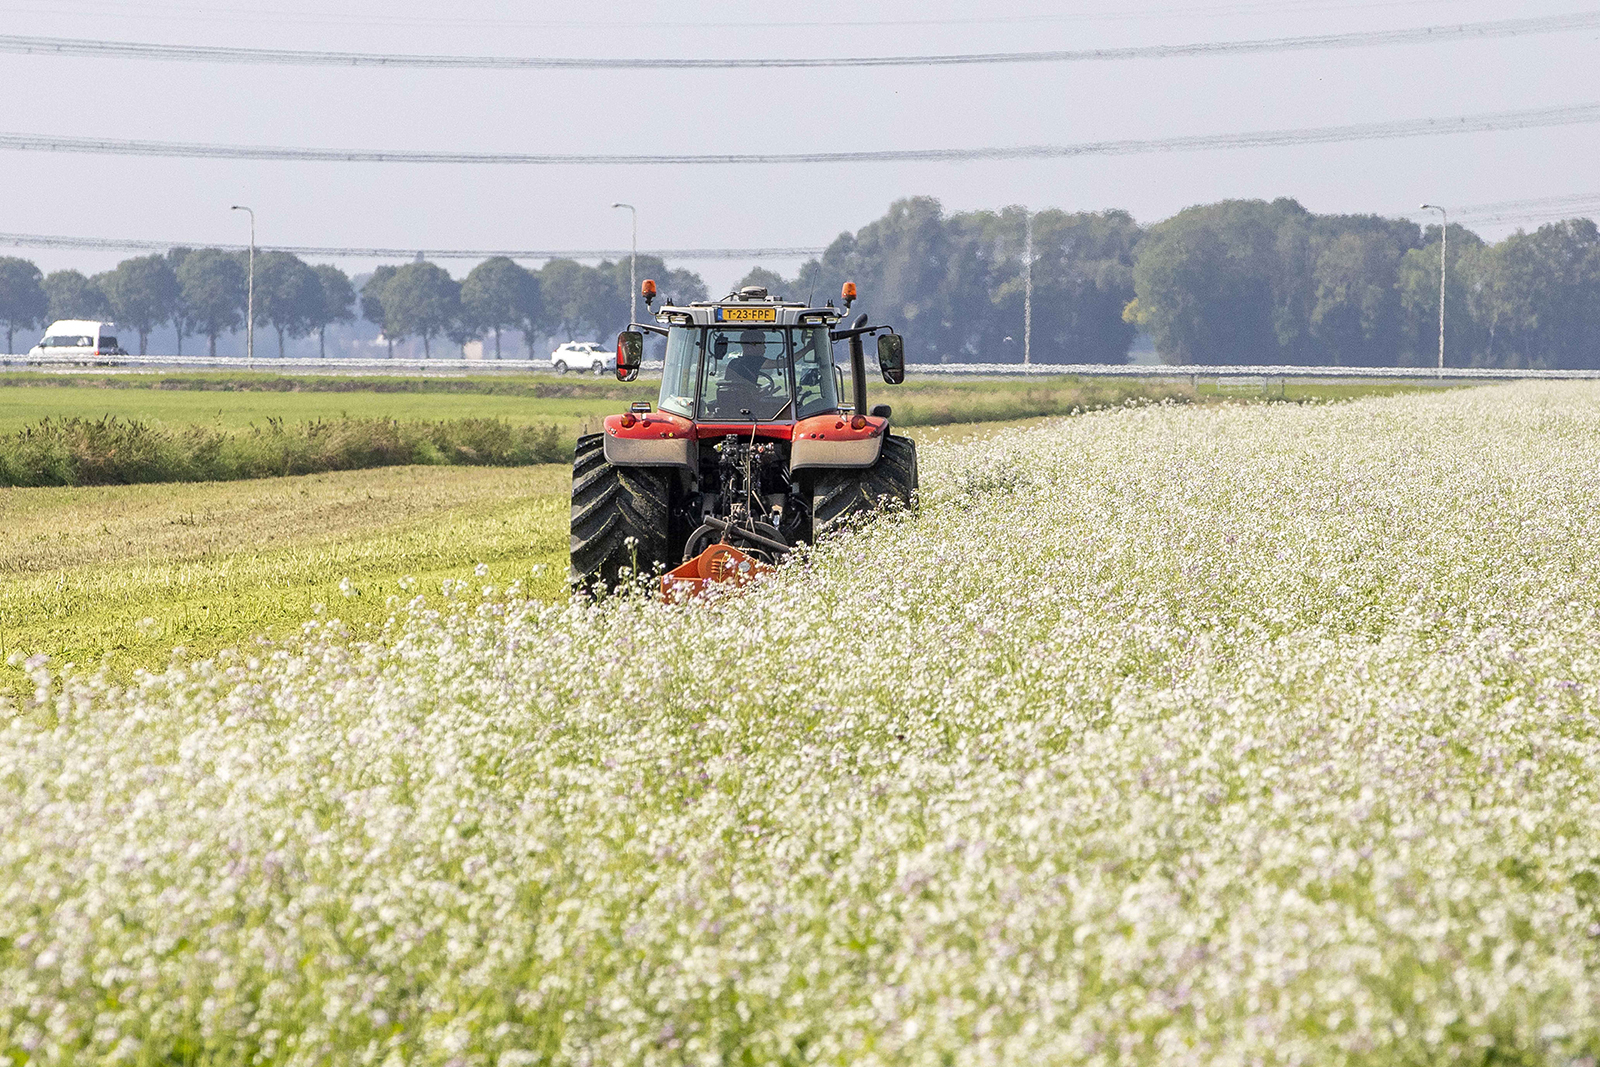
880,376,1188,424
0,463,571,698
0,415,568,487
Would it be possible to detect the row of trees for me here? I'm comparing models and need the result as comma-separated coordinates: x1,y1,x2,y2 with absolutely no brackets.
746,199,1141,365
0,250,355,357
358,256,707,358
1126,201,1600,368
9,198,1600,365
0,249,710,358
750,197,1600,368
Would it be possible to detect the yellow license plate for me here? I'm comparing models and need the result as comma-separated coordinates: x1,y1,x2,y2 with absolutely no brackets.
718,306,777,322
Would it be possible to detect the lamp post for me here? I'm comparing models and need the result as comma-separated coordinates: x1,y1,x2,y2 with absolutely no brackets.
1420,203,1447,376
612,203,637,325
1022,208,1033,367
231,205,255,367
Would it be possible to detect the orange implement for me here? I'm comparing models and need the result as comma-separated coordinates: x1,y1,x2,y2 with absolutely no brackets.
660,543,773,599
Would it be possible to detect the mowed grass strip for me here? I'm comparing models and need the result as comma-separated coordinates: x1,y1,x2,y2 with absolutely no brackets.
0,463,571,697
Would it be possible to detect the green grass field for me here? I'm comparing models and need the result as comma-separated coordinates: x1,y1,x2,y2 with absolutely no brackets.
0,464,573,697
0,382,646,435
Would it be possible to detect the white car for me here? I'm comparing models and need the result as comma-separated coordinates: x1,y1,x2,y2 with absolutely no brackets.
26,320,128,362
550,341,614,374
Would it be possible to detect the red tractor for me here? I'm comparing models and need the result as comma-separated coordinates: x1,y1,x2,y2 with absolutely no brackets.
571,280,917,592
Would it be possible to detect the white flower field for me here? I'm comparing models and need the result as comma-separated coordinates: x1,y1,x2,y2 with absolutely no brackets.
8,383,1600,1065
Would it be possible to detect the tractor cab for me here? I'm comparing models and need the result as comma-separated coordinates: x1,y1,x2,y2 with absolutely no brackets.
653,292,843,426
614,283,906,425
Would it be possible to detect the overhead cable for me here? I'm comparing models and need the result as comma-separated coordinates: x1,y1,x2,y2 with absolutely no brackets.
0,232,825,260
5,102,1600,167
1451,192,1600,218
0,0,1460,32
1,10,1596,69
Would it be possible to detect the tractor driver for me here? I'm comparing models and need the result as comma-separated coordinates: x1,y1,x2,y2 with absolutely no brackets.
708,329,787,418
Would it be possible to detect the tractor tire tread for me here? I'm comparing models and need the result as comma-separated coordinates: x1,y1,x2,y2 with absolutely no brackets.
570,434,674,590
811,434,918,536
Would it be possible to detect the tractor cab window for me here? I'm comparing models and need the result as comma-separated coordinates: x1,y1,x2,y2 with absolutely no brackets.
792,326,838,419
700,328,790,421
659,326,699,418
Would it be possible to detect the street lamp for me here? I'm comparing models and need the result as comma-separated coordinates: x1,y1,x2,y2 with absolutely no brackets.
1022,207,1033,367
612,202,637,325
231,205,255,367
1420,203,1447,376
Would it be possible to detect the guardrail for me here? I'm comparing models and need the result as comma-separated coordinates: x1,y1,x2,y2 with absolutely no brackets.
3,355,1599,381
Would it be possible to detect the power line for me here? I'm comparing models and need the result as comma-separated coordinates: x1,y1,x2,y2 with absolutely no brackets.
1453,192,1600,216
5,102,1600,167
0,0,1456,31
0,232,826,261
1451,196,1600,226
2,10,1596,69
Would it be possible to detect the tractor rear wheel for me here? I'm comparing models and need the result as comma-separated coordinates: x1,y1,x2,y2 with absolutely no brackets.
811,434,918,537
570,433,674,590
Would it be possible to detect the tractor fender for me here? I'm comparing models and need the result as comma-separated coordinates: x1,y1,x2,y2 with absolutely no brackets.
789,413,889,470
602,412,696,470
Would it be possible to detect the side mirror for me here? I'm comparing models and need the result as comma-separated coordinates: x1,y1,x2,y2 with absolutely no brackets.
616,330,643,382
876,332,906,385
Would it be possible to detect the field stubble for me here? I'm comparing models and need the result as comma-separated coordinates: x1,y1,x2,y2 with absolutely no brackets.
4,382,1585,1064
0,465,572,685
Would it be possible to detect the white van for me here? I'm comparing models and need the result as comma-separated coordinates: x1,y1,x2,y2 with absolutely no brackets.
26,320,128,362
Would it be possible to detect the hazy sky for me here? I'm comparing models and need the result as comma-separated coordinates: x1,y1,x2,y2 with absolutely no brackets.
3,0,1597,293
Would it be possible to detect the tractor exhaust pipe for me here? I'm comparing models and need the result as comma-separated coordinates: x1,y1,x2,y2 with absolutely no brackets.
848,312,868,415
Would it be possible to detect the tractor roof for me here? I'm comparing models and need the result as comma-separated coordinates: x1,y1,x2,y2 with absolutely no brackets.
654,285,846,328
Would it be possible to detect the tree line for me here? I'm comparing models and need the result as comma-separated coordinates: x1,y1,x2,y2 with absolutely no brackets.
0,250,355,357
747,196,1600,368
0,250,708,358
6,197,1599,366
745,198,1142,365
359,256,706,358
